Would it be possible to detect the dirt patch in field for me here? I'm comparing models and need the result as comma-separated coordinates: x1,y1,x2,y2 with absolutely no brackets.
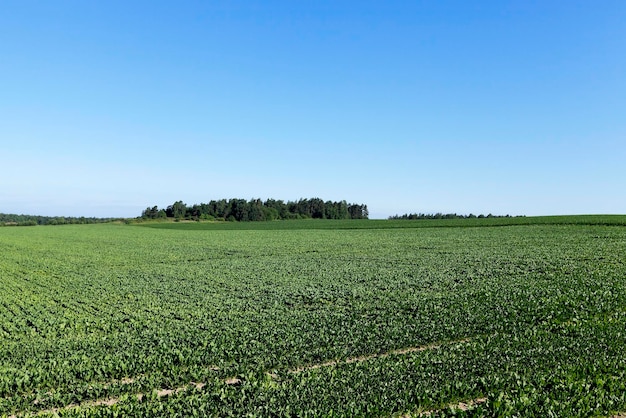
407,397,488,417
289,337,473,373
10,383,206,418
225,377,242,385
9,396,124,418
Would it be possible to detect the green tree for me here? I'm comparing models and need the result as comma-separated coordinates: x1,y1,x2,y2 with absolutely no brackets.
166,201,187,219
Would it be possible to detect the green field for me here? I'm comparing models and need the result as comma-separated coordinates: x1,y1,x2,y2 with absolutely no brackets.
2,217,626,416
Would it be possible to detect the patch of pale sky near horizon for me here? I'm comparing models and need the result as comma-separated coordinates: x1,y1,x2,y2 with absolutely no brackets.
3,134,622,218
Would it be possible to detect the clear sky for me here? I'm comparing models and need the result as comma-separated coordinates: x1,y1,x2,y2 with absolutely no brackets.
1,1,625,219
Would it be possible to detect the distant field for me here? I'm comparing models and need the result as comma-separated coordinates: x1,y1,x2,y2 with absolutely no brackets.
2,217,626,416
136,214,626,230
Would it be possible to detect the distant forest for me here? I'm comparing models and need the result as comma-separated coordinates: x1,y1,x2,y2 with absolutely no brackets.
388,213,517,220
142,198,369,222
0,214,116,226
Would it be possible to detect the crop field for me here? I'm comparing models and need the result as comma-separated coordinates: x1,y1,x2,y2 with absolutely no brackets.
1,217,626,417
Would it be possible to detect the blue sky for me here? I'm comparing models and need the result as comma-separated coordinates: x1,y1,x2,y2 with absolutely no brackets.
1,1,625,218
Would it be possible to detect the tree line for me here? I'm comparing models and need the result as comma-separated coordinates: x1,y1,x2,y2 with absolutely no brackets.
141,198,369,222
0,213,117,226
388,212,518,220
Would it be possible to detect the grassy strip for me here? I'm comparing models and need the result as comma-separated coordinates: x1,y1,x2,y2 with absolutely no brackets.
133,214,626,230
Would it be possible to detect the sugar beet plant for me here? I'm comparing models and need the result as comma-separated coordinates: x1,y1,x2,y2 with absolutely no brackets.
1,217,626,416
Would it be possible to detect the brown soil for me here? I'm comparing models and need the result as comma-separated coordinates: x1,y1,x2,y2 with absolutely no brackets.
289,337,473,373
411,397,488,417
